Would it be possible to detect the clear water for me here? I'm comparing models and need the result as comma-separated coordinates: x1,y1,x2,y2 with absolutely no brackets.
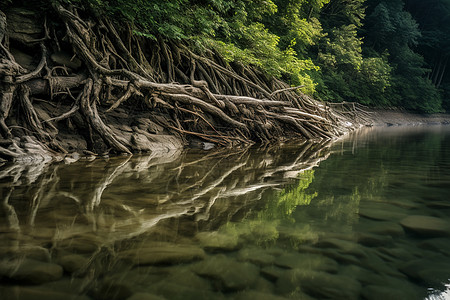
1,126,450,300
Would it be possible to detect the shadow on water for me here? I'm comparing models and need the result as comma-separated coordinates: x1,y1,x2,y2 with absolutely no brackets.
0,126,450,299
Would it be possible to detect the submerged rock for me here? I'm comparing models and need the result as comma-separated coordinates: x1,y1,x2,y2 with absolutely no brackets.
237,247,275,266
233,290,292,300
418,238,450,256
119,242,205,265
315,238,368,259
359,221,405,237
399,257,450,287
57,253,89,274
0,286,91,300
276,269,361,300
361,285,420,300
274,252,338,273
0,258,63,284
147,281,225,300
191,254,259,291
358,208,407,221
400,215,450,237
261,265,287,282
127,292,166,300
195,231,239,251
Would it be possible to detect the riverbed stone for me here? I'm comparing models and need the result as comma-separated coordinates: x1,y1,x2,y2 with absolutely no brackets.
261,265,287,282
237,247,275,266
251,277,275,293
119,242,205,265
0,258,63,284
57,253,89,274
127,293,166,300
356,232,394,247
399,257,450,287
164,269,212,290
191,254,259,291
195,231,239,251
0,286,91,300
315,238,368,259
360,221,405,237
426,201,450,209
233,290,291,300
400,215,450,237
274,252,338,273
276,269,361,300
361,285,419,300
418,238,450,256
38,278,86,294
358,208,407,221
147,281,225,300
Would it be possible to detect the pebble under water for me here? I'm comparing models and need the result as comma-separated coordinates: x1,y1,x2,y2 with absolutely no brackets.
1,126,450,300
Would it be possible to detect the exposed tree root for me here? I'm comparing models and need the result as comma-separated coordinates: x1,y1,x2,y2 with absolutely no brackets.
0,4,365,162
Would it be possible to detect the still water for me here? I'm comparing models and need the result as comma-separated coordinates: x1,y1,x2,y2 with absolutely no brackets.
1,126,450,300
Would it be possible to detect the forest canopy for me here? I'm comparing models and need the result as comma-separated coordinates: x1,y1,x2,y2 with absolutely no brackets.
24,0,446,113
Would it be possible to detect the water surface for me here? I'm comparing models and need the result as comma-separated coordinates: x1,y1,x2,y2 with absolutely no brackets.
1,126,450,299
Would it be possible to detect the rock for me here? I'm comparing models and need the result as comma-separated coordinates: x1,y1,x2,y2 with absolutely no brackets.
361,285,420,300
147,281,225,300
64,152,81,164
274,252,338,273
57,254,89,274
164,269,212,290
418,238,450,256
38,278,86,294
261,266,287,282
376,247,416,262
6,9,43,41
96,280,134,300
315,238,368,259
297,245,360,265
50,51,82,69
399,257,450,287
127,293,166,300
10,47,35,70
237,247,275,266
196,231,239,251
276,269,361,300
360,221,405,237
0,286,91,300
119,242,205,265
251,277,275,293
0,258,63,284
191,254,259,291
233,290,290,300
356,232,394,247
400,215,450,237
339,265,385,285
358,208,406,221
426,201,450,209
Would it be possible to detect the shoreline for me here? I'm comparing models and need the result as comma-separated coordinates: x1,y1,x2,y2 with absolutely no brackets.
367,108,450,127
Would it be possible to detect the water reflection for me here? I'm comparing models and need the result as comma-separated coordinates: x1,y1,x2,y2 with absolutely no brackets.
1,126,450,300
0,140,330,271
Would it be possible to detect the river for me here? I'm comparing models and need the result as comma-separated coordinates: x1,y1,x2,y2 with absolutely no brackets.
1,125,449,300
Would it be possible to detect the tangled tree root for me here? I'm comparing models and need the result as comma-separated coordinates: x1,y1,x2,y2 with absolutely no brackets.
0,4,362,162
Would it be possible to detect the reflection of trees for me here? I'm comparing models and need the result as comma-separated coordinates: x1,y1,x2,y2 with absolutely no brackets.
0,140,332,257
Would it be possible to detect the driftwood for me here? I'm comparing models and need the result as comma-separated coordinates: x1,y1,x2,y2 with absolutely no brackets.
0,4,361,161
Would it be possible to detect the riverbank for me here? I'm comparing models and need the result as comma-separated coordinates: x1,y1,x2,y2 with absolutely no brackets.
369,108,450,126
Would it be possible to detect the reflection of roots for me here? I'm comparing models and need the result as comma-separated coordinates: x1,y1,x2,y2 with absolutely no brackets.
0,4,361,160
1,140,331,248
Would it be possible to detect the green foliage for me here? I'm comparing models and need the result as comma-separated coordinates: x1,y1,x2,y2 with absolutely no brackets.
9,0,448,112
